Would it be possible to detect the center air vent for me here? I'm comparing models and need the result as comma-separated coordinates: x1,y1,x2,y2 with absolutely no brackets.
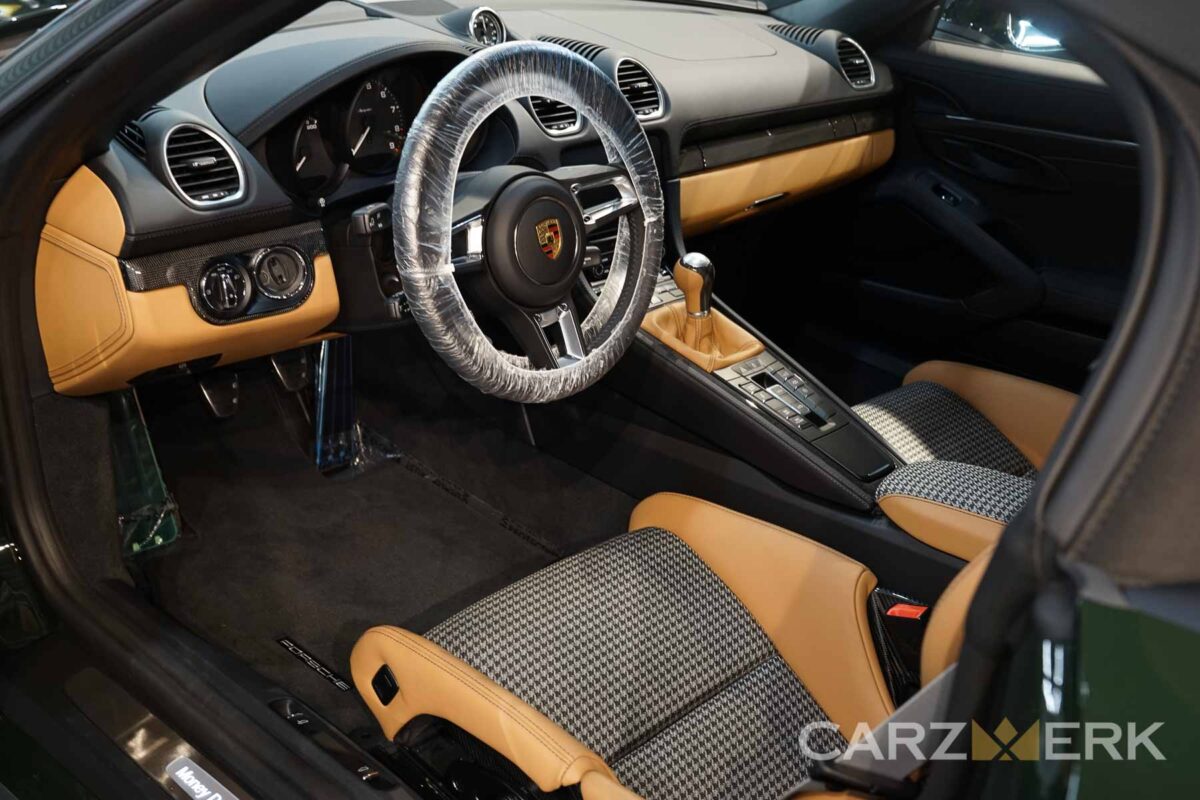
528,96,581,137
836,38,875,89
615,59,662,119
537,35,607,62
163,124,245,207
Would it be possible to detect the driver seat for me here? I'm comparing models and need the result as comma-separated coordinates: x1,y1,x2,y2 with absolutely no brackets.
351,493,992,800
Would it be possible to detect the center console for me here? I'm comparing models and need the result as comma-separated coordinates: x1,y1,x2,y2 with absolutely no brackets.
590,251,897,511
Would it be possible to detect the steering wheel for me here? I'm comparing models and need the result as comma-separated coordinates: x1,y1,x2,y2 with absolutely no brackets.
392,42,665,404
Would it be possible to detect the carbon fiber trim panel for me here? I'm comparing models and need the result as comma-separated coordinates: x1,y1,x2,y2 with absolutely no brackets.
119,222,327,325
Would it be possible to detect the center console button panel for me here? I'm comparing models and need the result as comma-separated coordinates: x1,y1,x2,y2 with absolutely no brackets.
717,353,893,481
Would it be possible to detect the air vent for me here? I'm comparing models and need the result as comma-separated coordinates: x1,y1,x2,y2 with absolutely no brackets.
615,59,662,119
768,23,824,46
528,96,581,137
163,124,245,207
115,121,146,160
537,35,607,62
836,37,875,89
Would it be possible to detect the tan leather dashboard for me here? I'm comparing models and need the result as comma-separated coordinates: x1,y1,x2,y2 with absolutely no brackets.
35,167,339,396
679,130,894,236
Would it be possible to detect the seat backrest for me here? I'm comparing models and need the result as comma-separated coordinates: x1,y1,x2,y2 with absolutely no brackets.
919,546,995,685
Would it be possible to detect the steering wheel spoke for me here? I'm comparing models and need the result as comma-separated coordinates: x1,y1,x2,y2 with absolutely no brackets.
501,299,587,370
548,164,640,233
449,214,486,273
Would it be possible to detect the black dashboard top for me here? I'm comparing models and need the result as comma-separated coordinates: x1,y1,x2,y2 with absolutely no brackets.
92,0,893,257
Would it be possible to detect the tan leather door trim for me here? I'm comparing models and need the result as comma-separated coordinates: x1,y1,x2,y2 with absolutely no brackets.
905,361,1077,469
629,492,894,735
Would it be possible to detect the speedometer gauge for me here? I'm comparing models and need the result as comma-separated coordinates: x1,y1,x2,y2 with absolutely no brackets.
342,75,415,174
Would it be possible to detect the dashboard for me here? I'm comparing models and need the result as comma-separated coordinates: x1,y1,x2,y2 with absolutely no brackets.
37,0,897,396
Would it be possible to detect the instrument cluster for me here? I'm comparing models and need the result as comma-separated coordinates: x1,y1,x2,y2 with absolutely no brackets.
265,62,491,202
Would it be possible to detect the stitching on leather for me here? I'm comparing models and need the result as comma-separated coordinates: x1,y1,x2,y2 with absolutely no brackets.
877,492,1009,525
852,569,895,716
368,628,577,766
649,492,871,569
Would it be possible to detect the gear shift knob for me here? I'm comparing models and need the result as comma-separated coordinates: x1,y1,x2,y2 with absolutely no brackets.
673,252,715,318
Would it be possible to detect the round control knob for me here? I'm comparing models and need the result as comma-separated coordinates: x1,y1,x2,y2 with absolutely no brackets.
198,261,253,320
252,245,308,300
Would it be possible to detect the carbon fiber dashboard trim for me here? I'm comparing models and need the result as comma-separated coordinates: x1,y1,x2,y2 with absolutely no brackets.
119,222,327,326
120,222,325,291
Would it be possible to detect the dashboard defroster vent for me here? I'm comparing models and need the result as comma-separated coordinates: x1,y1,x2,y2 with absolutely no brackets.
537,35,607,62
163,124,245,207
767,23,824,46
836,38,876,89
528,96,581,137
615,59,662,119
115,121,147,160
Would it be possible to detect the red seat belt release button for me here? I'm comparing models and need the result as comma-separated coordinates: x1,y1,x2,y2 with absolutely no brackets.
886,603,929,620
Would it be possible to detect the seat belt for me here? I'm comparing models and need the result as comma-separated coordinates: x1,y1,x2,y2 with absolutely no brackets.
784,665,958,799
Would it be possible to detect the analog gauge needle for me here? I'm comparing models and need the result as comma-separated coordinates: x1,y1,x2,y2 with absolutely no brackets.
351,126,371,157
294,154,308,173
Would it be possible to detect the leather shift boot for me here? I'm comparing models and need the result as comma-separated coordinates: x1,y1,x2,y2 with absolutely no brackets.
641,301,764,372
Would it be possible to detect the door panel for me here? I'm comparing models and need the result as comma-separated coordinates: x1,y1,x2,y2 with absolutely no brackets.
690,18,1140,400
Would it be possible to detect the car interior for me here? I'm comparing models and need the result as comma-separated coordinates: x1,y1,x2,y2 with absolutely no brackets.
10,0,1144,797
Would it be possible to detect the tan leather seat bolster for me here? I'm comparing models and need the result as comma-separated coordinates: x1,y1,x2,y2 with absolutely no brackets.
876,494,1005,562
904,361,1077,469
351,626,612,792
629,492,894,735
920,546,995,685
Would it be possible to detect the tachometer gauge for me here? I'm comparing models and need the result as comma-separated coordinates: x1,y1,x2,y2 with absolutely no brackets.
342,75,413,174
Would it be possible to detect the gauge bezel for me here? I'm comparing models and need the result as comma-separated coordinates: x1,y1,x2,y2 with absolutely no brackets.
266,108,348,201
339,71,424,176
467,7,506,47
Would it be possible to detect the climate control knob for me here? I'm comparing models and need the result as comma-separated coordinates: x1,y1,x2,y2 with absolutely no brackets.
198,261,253,320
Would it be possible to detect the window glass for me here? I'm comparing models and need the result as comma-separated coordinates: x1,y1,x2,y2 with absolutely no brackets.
934,0,1075,61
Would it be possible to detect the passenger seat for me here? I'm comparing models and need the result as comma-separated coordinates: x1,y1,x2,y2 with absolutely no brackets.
854,361,1077,559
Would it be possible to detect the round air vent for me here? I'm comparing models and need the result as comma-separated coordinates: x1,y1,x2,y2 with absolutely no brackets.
528,96,581,137
836,37,876,90
163,124,245,208
615,59,663,120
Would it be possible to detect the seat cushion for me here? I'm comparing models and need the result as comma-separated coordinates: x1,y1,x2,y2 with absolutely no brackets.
853,380,1036,476
426,527,846,799
351,494,894,800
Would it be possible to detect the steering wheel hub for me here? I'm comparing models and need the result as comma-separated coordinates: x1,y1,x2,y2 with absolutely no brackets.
485,176,585,309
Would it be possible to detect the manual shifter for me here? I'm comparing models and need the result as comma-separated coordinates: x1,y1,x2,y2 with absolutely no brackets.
640,252,764,372
674,252,715,318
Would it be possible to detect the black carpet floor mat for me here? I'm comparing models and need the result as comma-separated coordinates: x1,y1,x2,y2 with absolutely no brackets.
142,362,635,735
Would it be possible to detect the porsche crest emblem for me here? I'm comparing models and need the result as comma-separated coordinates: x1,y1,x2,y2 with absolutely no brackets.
535,217,563,260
